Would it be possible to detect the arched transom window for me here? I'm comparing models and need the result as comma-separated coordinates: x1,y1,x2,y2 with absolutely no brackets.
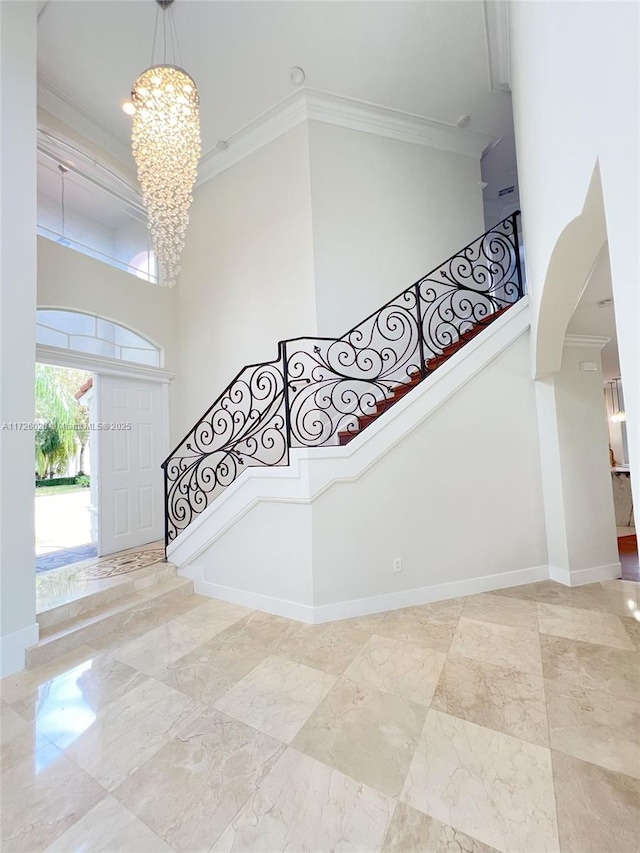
36,309,161,367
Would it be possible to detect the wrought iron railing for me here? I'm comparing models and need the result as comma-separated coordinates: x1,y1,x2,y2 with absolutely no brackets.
163,212,524,545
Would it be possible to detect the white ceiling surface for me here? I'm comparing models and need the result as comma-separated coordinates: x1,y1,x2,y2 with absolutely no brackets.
37,0,514,172
37,3,621,384
567,244,620,382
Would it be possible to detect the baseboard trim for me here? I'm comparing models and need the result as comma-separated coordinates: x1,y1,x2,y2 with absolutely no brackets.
193,579,316,622
312,565,550,622
193,564,549,624
549,562,621,587
0,622,39,677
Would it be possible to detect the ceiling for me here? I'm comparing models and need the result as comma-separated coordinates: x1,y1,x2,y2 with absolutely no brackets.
37,0,515,173
36,3,619,385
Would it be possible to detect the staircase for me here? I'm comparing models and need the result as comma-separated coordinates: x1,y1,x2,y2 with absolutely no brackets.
27,560,195,668
337,305,511,445
163,213,524,547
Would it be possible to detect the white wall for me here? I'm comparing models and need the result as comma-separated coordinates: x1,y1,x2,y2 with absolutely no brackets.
37,237,178,370
180,308,548,620
553,344,618,577
536,340,619,586
307,121,485,336
37,190,116,254
312,332,547,606
510,0,639,518
176,123,317,442
175,120,486,446
0,1,39,676
195,503,315,615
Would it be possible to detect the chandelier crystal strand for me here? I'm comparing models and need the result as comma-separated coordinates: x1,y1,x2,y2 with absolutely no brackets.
131,65,200,287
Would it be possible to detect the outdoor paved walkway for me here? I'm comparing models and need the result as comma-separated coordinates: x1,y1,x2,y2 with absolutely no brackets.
36,490,95,573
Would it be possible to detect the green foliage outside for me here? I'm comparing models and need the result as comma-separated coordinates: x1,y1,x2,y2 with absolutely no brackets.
35,365,91,479
35,475,90,488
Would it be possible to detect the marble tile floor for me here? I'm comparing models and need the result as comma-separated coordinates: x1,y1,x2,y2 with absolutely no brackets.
36,540,166,614
2,578,639,853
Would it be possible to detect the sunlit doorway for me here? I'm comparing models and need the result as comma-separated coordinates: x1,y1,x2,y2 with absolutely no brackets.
35,363,97,573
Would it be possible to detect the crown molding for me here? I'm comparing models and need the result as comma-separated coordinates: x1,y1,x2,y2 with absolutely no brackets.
564,334,610,350
304,89,496,158
483,1,511,93
196,88,497,187
37,76,498,192
38,75,133,167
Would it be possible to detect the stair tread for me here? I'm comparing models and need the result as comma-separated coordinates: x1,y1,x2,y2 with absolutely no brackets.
337,307,510,441
36,575,191,644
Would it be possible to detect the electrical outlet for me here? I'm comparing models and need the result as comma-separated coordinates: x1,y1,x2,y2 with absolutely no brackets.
393,557,402,573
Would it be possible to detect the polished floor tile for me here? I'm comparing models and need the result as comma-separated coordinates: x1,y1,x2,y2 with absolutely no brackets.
493,580,628,615
463,592,539,630
537,603,635,650
211,609,300,652
546,681,640,779
552,751,640,853
1,644,96,705
212,747,396,853
59,677,204,790
374,599,464,651
4,576,639,852
1,749,105,853
344,633,446,706
432,654,549,747
1,701,29,743
84,593,205,655
10,654,147,729
43,795,173,853
293,677,426,797
214,654,336,743
1,703,55,773
541,633,640,700
156,630,269,706
623,615,640,650
112,617,229,677
271,618,372,675
114,708,285,852
382,802,498,853
449,616,543,675
402,710,559,853
170,596,250,630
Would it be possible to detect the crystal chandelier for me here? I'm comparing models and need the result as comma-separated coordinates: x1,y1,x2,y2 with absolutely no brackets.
129,0,200,287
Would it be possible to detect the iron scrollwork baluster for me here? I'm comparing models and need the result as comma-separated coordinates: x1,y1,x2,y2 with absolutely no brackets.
163,359,288,542
286,288,422,446
418,214,521,359
163,213,523,546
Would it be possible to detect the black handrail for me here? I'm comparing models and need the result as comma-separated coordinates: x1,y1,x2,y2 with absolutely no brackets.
163,211,524,547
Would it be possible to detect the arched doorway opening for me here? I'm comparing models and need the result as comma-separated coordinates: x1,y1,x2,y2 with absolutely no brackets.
533,163,635,584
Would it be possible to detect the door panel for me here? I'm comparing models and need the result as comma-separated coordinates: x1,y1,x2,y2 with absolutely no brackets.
96,375,168,556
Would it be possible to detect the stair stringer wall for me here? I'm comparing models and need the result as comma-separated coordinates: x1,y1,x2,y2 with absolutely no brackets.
169,298,550,621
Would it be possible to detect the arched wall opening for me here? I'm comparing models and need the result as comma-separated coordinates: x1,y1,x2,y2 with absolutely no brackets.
534,162,607,379
532,161,625,585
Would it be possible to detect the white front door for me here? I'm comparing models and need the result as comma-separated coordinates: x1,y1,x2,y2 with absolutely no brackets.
95,375,168,556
